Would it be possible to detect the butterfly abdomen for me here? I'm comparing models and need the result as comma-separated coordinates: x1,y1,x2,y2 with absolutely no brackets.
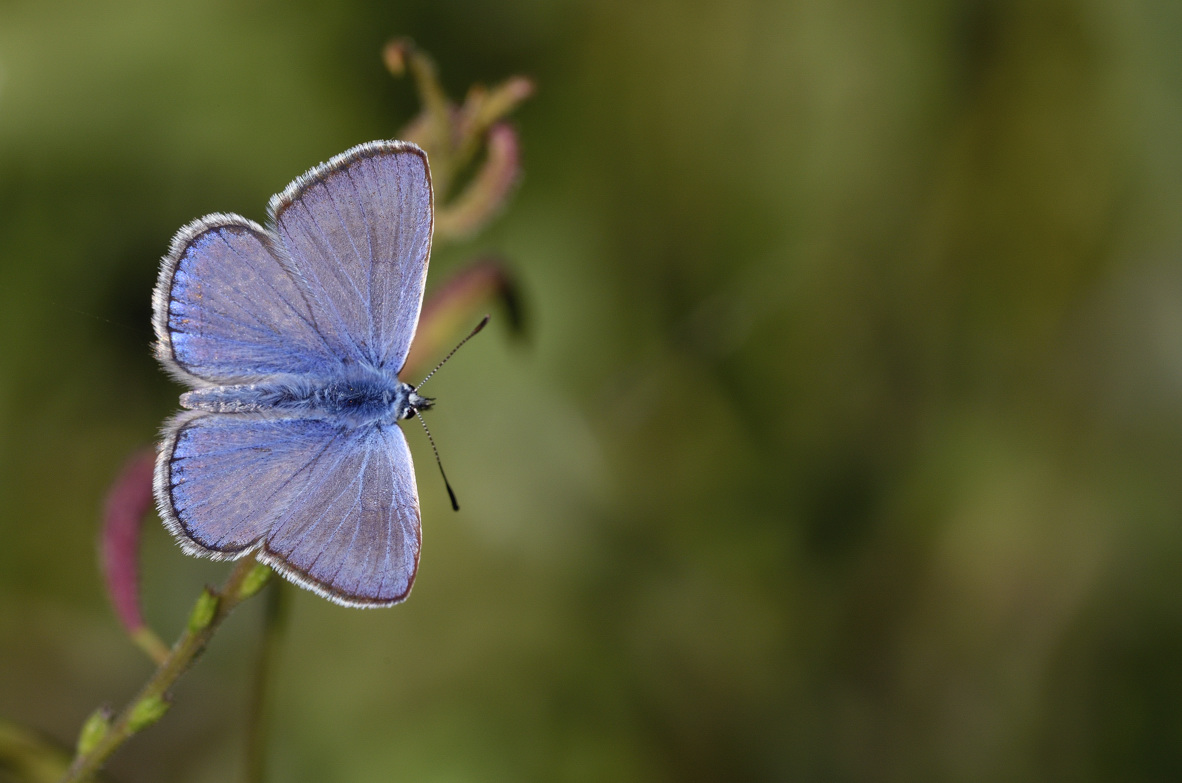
180,373,416,427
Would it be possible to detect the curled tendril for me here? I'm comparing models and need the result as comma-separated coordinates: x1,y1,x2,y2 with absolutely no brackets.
100,448,169,663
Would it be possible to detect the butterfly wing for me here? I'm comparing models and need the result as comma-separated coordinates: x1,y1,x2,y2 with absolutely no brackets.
155,141,432,384
268,141,433,374
153,214,345,384
158,413,422,607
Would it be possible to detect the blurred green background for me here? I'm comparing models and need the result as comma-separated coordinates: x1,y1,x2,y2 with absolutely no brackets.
3,0,1182,780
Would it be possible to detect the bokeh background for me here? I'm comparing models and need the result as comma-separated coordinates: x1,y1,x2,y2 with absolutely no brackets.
3,0,1182,780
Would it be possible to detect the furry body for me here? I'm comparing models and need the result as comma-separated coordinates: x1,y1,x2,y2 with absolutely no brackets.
180,368,432,427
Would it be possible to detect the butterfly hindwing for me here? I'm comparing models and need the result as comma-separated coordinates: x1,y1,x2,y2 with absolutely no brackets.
263,421,421,606
159,412,422,607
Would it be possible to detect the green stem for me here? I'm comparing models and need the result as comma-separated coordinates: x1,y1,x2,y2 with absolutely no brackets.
244,581,287,783
60,557,271,783
130,627,171,665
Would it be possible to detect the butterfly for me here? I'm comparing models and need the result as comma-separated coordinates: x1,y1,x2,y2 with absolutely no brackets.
152,140,451,608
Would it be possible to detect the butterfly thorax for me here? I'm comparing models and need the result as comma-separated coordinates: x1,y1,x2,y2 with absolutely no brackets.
180,370,433,428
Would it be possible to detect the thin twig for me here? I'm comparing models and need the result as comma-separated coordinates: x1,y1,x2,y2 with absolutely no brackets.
244,581,287,783
60,557,271,783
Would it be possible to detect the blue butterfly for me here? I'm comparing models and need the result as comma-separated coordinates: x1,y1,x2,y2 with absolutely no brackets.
152,140,446,607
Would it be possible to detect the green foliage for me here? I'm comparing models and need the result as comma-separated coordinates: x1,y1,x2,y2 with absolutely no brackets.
125,696,169,734
236,564,273,602
74,709,111,756
186,590,220,634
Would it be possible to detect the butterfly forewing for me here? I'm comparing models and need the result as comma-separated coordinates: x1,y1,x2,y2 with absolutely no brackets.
154,214,340,384
269,142,433,373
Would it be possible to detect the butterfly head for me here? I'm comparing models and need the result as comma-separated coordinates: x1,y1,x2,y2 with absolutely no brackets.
403,389,434,419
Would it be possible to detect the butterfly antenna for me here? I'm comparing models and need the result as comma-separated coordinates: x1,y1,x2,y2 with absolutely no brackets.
415,315,490,392
415,411,460,511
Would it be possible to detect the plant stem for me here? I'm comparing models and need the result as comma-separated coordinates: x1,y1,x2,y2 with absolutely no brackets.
130,627,171,665
244,581,287,783
60,557,270,783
